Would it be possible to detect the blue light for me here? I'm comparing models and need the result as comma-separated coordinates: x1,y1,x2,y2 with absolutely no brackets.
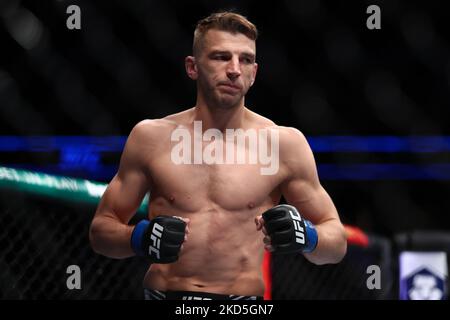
60,147,100,168
1,136,450,153
2,136,450,180
0,136,126,152
307,136,450,153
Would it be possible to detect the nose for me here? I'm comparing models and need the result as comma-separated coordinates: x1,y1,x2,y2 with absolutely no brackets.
226,57,241,80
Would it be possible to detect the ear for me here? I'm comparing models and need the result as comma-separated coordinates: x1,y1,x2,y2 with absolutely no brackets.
250,62,258,86
185,56,198,80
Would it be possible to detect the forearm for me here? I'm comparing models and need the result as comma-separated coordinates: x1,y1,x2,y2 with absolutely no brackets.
303,219,347,265
89,215,135,259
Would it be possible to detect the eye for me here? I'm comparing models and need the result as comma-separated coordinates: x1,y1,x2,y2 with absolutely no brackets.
241,57,254,64
213,55,228,61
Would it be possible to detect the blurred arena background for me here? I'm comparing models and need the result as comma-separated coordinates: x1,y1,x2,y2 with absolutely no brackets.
0,0,449,299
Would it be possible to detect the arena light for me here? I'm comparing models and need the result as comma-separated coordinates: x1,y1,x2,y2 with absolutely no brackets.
1,136,450,152
2,136,450,180
0,136,126,152
307,136,450,153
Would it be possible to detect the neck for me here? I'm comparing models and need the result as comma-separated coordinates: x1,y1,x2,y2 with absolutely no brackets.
193,95,247,131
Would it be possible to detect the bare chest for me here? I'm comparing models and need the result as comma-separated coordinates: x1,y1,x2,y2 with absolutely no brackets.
148,152,283,212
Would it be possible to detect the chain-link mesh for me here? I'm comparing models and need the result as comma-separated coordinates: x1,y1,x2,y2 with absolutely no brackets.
272,239,394,299
0,190,148,299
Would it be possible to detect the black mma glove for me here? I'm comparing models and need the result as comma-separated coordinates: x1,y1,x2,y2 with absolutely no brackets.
262,204,318,254
130,215,186,263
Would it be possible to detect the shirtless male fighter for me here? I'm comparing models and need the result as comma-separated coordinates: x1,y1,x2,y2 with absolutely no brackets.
89,11,347,300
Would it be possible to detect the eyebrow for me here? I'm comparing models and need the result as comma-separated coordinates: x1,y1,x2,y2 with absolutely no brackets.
208,50,256,60
208,50,230,56
241,52,256,61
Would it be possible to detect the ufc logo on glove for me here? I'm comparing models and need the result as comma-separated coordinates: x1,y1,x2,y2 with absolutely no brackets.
289,209,306,245
131,216,187,263
149,223,164,259
262,204,318,254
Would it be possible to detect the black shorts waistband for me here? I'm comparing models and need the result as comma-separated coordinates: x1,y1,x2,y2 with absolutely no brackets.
144,288,263,300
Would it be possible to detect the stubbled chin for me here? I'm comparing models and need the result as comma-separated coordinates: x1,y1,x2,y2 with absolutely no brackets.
216,93,243,108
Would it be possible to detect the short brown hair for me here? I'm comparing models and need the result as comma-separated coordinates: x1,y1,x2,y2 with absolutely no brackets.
193,11,258,56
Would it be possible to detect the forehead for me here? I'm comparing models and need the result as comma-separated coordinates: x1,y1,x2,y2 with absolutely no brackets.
202,29,256,55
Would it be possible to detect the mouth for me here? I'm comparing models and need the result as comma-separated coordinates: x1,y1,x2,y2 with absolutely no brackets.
217,83,242,92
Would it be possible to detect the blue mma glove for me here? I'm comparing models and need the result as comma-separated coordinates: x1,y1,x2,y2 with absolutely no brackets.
131,215,186,263
262,204,318,254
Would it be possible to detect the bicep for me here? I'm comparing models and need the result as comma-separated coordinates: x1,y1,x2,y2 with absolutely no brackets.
97,169,148,224
280,130,339,225
95,128,150,224
282,178,338,225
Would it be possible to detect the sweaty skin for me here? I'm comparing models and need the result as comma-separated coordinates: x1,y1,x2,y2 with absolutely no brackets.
89,29,346,297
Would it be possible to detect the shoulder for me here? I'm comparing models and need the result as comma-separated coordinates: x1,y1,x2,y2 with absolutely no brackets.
274,126,317,177
245,110,307,147
131,108,194,132
245,109,312,157
130,118,177,136
127,118,181,144
125,109,193,151
121,119,177,162
274,126,310,153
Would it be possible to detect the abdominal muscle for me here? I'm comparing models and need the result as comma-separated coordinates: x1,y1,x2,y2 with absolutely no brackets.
143,207,267,296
